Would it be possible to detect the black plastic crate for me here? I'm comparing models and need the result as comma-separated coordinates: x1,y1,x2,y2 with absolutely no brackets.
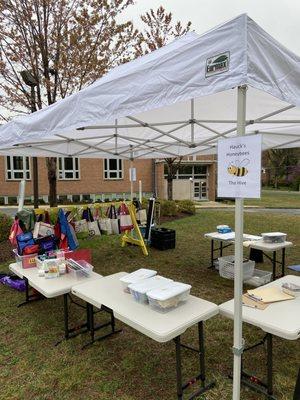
151,228,176,250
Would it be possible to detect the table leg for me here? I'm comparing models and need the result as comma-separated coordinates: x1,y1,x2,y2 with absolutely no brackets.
267,334,273,396
17,277,43,307
210,240,214,269
88,303,95,343
198,321,206,388
175,336,183,400
272,251,276,280
81,305,122,349
63,293,69,340
111,310,116,333
281,248,285,277
236,334,277,400
220,241,223,257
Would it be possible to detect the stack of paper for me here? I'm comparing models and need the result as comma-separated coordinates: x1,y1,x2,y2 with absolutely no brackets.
247,287,295,303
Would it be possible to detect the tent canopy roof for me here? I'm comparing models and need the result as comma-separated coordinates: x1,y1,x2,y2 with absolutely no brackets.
0,13,300,159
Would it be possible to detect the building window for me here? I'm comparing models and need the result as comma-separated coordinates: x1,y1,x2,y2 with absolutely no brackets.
6,156,31,180
104,158,123,180
164,163,207,180
58,157,80,180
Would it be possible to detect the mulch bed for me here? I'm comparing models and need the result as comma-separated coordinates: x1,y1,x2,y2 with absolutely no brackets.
159,212,192,224
0,240,14,264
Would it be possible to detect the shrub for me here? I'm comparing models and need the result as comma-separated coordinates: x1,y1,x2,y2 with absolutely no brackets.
177,200,196,215
0,212,13,242
159,199,178,217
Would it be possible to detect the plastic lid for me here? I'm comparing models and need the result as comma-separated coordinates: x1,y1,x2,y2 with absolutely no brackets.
120,268,157,284
261,232,286,236
147,282,191,301
128,276,173,294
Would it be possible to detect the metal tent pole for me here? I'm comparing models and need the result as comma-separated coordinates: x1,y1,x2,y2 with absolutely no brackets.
130,145,134,201
232,85,247,400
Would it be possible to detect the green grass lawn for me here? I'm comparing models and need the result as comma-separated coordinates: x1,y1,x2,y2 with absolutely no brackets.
0,211,299,400
245,190,300,208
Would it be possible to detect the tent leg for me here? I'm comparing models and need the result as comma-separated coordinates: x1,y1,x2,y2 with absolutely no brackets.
232,85,247,400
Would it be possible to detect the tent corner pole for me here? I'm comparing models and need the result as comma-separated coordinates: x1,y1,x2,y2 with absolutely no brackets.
232,85,247,400
130,145,134,201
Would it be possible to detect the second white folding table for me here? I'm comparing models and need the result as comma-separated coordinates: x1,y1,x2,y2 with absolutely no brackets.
204,232,293,280
72,272,219,400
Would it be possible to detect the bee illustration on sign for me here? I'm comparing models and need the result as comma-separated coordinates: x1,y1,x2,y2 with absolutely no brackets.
227,159,250,177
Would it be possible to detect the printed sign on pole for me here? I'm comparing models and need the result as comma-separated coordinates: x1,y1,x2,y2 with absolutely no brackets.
217,135,262,198
129,167,136,182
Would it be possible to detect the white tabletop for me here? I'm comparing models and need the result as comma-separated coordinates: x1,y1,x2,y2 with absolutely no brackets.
204,232,262,242
9,263,102,298
219,275,300,340
246,240,293,252
71,272,219,343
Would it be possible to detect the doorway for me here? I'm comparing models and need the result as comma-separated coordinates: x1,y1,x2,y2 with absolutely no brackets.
193,180,208,200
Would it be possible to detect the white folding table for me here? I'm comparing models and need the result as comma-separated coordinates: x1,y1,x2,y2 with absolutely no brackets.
219,275,300,400
9,262,110,344
204,232,293,279
72,272,219,400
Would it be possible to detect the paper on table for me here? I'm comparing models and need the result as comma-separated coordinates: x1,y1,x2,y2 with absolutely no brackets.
247,287,295,303
242,294,269,310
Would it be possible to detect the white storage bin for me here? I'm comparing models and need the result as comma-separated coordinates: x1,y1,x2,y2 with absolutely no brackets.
128,276,173,304
261,232,287,243
218,255,255,281
147,282,191,312
244,269,272,287
120,268,157,293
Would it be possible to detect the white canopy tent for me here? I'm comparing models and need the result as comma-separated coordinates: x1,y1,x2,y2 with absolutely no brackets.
0,14,299,399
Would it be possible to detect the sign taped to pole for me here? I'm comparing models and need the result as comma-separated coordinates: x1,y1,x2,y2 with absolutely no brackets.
217,134,262,199
129,167,136,182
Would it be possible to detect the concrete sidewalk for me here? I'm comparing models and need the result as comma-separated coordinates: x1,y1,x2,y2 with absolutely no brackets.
195,201,258,209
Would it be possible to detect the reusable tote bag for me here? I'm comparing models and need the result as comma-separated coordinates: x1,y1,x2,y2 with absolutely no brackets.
86,207,101,236
9,218,24,247
98,207,112,235
136,209,147,225
88,221,101,237
107,205,120,235
33,222,54,239
118,203,133,232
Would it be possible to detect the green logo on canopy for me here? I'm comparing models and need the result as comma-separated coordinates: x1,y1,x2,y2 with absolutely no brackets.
206,52,230,77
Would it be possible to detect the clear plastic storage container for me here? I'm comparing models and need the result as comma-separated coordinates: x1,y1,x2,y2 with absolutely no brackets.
147,282,191,312
282,282,300,297
13,249,37,269
218,255,255,281
120,268,157,292
128,276,173,303
261,232,287,243
244,269,272,287
66,259,94,279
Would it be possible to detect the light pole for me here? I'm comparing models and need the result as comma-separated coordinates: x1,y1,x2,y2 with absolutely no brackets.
20,70,39,209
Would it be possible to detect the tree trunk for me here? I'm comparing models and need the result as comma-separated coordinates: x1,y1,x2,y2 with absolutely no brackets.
167,177,173,200
46,157,57,206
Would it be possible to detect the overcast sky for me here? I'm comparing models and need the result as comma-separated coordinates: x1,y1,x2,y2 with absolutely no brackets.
123,0,300,54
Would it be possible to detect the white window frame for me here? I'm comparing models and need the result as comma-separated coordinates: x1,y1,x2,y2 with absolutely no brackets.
58,157,80,180
164,163,208,180
6,156,31,181
103,158,123,180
